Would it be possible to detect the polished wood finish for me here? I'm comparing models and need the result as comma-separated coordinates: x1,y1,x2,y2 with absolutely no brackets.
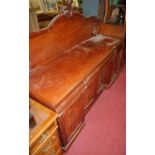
99,23,125,39
30,12,124,150
29,99,62,155
99,19,126,66
58,90,85,150
30,13,97,68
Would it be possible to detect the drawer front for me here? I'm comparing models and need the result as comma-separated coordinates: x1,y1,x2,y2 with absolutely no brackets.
30,129,59,155
58,91,84,146
30,121,57,152
34,139,61,155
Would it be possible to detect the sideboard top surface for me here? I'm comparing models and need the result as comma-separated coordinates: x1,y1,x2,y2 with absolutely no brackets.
30,34,121,110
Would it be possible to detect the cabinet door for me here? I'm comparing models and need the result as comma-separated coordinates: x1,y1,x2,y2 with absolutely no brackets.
58,91,84,146
102,53,116,87
83,74,99,111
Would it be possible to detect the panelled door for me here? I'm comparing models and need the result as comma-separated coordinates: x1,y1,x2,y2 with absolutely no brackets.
83,69,100,112
58,91,84,146
102,52,116,87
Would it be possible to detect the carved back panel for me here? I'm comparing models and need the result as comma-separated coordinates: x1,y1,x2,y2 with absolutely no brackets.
30,13,98,68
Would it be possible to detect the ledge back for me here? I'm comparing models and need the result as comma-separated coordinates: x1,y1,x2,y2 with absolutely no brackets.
30,12,98,68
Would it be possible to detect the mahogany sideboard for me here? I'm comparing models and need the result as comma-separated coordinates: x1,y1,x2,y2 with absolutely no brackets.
29,12,125,150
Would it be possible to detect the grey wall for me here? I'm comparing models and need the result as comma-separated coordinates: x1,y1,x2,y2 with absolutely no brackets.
82,0,99,17
82,0,119,17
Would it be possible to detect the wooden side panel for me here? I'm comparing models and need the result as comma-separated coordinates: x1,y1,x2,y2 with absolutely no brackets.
30,13,97,68
102,53,116,87
58,91,84,147
97,68,104,94
114,47,124,74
